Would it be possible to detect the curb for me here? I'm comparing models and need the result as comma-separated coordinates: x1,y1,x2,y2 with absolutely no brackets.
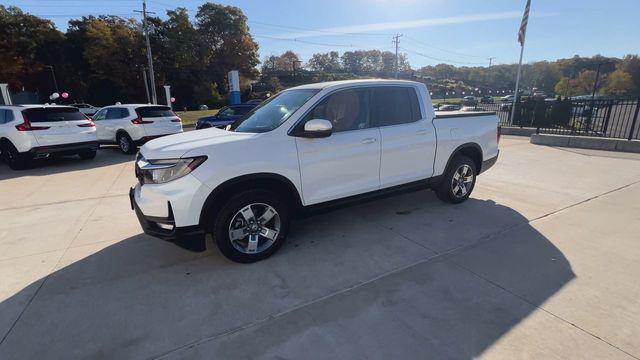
530,134,640,153
500,127,537,137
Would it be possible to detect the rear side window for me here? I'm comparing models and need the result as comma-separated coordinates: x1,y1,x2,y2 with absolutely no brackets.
106,108,129,119
22,107,86,122
136,106,173,118
371,87,422,126
0,109,13,124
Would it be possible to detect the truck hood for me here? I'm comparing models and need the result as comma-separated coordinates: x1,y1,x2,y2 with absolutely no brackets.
140,128,256,159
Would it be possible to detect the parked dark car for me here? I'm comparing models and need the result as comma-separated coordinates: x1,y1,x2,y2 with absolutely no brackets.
480,96,494,104
195,104,257,129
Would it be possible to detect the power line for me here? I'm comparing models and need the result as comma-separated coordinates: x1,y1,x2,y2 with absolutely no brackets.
400,47,486,66
403,35,484,59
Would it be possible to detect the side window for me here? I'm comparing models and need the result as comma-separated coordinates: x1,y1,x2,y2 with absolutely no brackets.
0,110,14,124
371,87,421,127
119,108,130,118
304,88,370,132
106,108,125,119
93,109,107,121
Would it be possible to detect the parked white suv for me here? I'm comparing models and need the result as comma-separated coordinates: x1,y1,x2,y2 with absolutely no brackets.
0,105,98,169
92,104,182,154
70,103,100,116
130,80,500,263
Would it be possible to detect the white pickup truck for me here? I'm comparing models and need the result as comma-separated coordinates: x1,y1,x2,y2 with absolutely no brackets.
130,80,500,263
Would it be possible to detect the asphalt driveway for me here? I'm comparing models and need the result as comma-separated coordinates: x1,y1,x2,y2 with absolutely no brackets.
1,138,640,359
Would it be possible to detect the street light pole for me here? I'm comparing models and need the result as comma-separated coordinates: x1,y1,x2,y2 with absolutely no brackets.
44,65,59,94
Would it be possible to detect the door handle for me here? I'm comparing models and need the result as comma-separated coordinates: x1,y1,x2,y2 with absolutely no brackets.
361,138,377,144
416,130,429,135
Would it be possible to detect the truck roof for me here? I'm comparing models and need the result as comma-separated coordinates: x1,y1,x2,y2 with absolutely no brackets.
289,79,424,91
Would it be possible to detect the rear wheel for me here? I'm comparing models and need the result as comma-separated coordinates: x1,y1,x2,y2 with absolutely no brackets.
1,142,30,170
117,133,136,154
211,190,290,263
78,149,97,160
436,155,477,204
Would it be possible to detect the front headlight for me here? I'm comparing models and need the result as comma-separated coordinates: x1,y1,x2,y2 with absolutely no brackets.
136,156,207,184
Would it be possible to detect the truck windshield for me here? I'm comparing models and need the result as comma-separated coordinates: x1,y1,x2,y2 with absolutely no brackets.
229,89,319,133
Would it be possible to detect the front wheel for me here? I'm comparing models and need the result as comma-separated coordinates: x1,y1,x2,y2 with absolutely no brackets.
211,190,290,263
436,155,477,204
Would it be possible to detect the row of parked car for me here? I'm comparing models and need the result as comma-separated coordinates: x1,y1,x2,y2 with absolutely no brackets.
0,103,183,169
0,100,265,170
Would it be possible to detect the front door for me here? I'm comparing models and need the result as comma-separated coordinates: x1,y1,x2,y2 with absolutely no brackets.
295,88,381,205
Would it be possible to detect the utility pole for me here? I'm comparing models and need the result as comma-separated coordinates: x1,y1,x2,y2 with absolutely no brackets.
591,62,604,102
141,66,150,103
392,34,403,79
135,1,157,104
488,57,495,67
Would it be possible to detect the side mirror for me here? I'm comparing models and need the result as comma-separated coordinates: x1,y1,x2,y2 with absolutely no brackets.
299,119,332,138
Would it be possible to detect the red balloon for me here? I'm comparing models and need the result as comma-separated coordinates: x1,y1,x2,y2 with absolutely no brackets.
61,92,69,99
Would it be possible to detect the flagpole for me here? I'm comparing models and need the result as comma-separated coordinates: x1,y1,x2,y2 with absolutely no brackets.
509,44,525,126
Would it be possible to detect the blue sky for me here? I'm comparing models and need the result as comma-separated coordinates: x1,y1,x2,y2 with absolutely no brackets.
6,0,640,68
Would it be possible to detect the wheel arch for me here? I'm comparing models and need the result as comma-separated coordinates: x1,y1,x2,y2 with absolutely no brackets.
444,142,483,174
199,172,303,230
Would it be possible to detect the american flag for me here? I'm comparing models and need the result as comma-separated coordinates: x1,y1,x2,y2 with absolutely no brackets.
518,0,531,46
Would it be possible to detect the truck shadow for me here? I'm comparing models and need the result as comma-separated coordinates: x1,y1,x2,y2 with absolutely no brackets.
0,146,133,180
0,191,574,359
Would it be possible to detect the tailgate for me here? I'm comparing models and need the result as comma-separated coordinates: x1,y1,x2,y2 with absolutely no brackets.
136,106,183,137
22,107,96,146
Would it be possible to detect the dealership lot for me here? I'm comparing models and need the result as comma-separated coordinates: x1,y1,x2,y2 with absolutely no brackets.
1,137,640,359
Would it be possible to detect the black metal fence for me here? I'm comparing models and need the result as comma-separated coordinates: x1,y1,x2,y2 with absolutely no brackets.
442,98,640,140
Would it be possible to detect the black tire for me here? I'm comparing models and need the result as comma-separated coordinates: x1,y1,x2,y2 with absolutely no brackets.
117,132,136,154
436,155,477,204
211,190,290,263
1,141,30,170
78,149,97,160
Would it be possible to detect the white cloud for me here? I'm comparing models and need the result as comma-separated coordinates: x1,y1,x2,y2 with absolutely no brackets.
275,11,553,39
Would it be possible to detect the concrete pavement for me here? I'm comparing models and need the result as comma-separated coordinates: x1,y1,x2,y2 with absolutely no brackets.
1,138,639,359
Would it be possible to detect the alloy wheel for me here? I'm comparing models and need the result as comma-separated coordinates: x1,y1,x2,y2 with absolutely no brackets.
451,164,474,198
228,203,280,254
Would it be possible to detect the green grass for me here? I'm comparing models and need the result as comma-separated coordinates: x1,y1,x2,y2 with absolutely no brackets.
176,109,219,126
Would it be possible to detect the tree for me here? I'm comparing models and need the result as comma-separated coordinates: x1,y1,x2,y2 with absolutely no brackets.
307,51,341,72
153,8,213,108
196,3,259,96
618,55,640,96
261,51,300,72
603,69,635,96
554,77,581,97
66,16,146,104
0,6,65,92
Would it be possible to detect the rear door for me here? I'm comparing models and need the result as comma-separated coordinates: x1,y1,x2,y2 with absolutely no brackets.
373,86,436,188
21,107,96,146
136,106,182,137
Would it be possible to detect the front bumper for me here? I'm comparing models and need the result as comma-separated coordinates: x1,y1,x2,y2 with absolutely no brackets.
28,141,99,156
129,187,206,252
